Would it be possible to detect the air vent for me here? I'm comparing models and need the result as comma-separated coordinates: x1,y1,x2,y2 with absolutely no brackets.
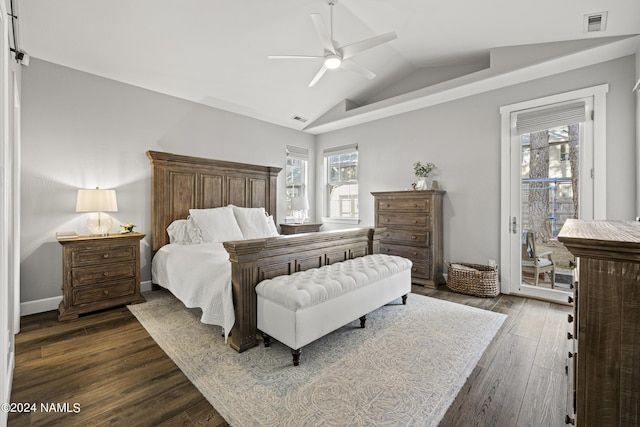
583,12,607,33
292,115,308,123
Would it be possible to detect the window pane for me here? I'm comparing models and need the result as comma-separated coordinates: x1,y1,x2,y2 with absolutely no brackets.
324,149,358,219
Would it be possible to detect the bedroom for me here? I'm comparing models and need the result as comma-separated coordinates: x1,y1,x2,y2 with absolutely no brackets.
2,0,640,426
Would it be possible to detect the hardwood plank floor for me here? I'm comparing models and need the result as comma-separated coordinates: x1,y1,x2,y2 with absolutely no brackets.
9,286,571,426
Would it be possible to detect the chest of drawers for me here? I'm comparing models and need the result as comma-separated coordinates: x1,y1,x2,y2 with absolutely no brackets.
57,233,146,320
372,190,445,288
558,220,640,426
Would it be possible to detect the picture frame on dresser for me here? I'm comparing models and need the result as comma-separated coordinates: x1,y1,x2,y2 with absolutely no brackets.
371,190,445,288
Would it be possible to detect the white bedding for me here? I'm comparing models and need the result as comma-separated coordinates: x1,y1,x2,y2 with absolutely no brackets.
151,243,235,339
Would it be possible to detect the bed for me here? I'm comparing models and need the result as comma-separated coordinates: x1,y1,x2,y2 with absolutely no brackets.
147,150,383,353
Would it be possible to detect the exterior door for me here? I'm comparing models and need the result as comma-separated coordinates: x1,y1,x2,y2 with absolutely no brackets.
500,86,607,303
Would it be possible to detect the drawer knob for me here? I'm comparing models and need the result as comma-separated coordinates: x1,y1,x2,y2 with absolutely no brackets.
568,296,573,304
386,203,390,207
567,314,573,323
386,248,391,252
386,218,390,222
413,220,418,224
103,254,110,259
567,351,574,358
103,272,110,277
565,415,575,425
413,204,418,207
411,235,417,240
103,289,110,295
567,332,573,340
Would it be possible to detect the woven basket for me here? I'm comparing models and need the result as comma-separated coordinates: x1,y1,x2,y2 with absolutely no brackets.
446,262,499,298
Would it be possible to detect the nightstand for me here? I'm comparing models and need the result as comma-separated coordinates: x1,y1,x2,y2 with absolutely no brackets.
279,223,322,235
57,232,146,321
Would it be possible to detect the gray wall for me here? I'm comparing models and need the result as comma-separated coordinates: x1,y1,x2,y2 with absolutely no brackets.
21,59,314,302
20,55,637,305
315,55,637,267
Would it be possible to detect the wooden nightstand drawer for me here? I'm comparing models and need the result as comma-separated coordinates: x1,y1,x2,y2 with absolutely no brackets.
376,198,430,213
58,233,145,321
72,278,137,306
71,244,136,267
380,228,429,246
377,213,428,227
72,261,137,286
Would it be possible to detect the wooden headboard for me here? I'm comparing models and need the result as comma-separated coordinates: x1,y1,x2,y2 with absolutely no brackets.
146,150,281,252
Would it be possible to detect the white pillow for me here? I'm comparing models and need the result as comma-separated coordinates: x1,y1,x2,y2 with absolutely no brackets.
188,206,244,243
266,215,279,237
230,205,279,239
166,218,202,245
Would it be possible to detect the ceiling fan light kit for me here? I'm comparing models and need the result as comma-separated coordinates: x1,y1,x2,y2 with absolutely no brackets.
268,1,397,87
324,54,342,69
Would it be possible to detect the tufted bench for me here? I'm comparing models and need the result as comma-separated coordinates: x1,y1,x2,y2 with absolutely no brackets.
255,254,412,366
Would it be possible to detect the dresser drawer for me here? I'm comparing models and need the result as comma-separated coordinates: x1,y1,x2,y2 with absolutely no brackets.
380,243,429,260
71,244,136,267
377,213,428,228
410,261,432,280
380,228,429,246
377,198,431,213
72,278,136,306
72,261,137,286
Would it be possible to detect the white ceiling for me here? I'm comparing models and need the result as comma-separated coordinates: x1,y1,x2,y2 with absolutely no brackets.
16,0,640,132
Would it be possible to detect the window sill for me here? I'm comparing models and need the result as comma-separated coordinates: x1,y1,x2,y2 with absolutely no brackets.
322,217,360,225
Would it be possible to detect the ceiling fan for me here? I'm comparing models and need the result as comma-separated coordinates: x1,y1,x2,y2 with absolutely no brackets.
268,1,397,87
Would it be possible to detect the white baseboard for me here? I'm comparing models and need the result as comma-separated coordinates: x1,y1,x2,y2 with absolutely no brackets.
20,280,153,316
20,296,62,316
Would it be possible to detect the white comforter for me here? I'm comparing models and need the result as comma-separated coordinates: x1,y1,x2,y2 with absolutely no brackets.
151,243,235,339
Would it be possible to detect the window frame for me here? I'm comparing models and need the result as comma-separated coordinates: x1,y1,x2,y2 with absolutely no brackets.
322,143,360,224
285,146,309,222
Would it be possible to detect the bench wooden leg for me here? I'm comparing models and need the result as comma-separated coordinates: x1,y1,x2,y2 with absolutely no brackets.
262,333,271,347
291,348,301,366
359,315,367,328
402,294,408,305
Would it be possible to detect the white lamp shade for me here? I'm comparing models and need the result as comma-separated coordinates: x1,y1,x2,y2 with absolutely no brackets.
291,196,309,211
76,188,118,212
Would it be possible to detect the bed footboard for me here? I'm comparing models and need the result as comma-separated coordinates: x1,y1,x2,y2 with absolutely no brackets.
223,227,383,353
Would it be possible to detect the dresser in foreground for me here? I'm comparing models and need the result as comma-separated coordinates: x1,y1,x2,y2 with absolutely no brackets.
557,219,640,426
372,190,445,288
57,233,146,321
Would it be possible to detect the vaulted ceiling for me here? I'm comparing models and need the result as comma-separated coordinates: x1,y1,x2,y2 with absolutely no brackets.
16,0,640,132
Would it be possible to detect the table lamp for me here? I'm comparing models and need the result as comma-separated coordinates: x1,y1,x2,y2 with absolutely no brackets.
76,188,118,235
291,196,309,224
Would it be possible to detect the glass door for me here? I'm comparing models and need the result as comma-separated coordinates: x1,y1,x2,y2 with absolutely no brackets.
500,87,606,303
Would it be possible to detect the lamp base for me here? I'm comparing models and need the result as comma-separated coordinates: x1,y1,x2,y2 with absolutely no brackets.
86,212,114,236
293,210,307,224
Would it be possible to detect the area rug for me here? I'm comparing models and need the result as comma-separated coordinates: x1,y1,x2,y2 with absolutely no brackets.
128,290,507,426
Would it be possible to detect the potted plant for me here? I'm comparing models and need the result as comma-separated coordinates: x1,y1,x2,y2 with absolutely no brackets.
413,161,435,190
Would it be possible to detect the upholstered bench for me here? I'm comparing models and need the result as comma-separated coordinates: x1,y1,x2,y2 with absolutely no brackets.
255,254,412,366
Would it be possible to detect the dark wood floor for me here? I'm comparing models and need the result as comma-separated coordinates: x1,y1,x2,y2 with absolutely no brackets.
9,286,571,426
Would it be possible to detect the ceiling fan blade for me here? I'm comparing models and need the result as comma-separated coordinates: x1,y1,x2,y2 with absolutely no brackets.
268,55,323,59
341,59,376,80
310,13,336,54
339,31,397,60
308,65,328,87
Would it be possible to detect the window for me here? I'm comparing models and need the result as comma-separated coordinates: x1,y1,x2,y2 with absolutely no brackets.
285,146,308,220
323,144,358,222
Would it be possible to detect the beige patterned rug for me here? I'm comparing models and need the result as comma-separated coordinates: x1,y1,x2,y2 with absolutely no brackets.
128,290,506,427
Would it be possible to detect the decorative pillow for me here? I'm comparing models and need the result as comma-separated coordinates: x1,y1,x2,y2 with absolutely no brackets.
166,219,202,245
266,215,279,237
188,206,244,243
230,205,279,239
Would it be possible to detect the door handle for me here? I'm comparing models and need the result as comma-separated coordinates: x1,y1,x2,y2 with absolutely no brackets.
512,216,517,234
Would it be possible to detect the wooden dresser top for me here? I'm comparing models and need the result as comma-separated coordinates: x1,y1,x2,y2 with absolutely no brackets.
557,219,640,260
